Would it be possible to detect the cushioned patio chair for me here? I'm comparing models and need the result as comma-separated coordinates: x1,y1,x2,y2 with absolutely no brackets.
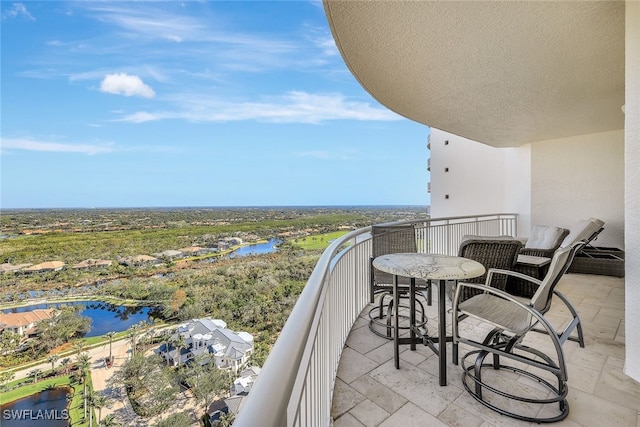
510,218,604,297
452,241,586,423
519,225,569,258
368,223,432,338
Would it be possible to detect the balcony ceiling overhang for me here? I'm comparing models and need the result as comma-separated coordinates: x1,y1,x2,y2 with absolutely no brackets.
324,1,625,147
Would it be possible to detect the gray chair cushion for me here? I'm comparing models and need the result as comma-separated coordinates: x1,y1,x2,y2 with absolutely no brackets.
560,218,605,248
525,225,568,250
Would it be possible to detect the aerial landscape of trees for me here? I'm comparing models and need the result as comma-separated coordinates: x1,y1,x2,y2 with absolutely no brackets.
0,206,428,425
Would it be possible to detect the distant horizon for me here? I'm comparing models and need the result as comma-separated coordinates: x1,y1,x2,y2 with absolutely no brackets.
0,204,430,211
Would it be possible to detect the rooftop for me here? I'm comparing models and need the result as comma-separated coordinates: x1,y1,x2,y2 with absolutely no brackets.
331,272,639,426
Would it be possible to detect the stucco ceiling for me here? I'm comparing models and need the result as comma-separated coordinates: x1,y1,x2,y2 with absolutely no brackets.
324,1,625,148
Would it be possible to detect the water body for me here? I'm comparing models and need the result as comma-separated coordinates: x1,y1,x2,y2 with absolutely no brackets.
0,387,71,427
2,301,161,336
229,238,280,257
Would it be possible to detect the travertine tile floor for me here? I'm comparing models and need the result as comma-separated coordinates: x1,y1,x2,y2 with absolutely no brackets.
331,273,640,427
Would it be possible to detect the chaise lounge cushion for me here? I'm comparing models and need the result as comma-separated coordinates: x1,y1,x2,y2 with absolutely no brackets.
560,217,605,248
525,225,568,250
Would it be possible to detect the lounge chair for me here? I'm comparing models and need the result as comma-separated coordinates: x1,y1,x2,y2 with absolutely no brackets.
509,217,605,297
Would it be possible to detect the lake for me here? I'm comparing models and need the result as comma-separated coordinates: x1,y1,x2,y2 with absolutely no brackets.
229,238,280,257
0,387,71,427
2,301,161,336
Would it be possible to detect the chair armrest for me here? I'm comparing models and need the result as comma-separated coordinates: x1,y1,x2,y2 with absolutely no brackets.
452,282,567,362
485,268,542,288
454,281,532,309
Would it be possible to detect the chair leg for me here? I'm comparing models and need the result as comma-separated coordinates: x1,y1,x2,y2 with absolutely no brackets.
459,329,570,424
473,350,489,398
386,298,394,338
549,290,586,347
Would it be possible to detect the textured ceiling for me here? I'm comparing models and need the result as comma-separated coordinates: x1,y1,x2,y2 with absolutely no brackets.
324,1,625,147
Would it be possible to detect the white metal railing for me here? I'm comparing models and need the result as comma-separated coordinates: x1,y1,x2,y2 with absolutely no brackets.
234,213,517,427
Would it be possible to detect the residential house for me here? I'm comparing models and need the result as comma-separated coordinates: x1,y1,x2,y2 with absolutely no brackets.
119,255,161,267
227,237,243,246
231,366,261,395
0,309,55,337
208,394,245,424
216,241,231,251
72,259,113,270
178,246,210,256
0,263,32,274
23,261,65,273
151,249,184,260
159,317,254,373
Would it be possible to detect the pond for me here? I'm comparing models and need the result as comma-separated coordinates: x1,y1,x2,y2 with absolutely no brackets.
229,238,280,257
2,301,162,336
0,387,71,427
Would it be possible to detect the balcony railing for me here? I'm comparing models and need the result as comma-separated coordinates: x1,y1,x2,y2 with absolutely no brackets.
234,213,518,427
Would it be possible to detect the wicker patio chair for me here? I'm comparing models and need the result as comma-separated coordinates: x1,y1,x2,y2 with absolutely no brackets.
448,236,523,303
368,223,432,339
452,241,586,423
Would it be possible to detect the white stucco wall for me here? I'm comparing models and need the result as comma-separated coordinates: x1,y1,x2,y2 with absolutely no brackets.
429,128,532,236
429,128,507,218
504,146,532,236
624,0,640,382
531,130,625,249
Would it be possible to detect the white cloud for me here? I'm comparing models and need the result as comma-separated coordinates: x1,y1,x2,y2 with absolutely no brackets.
100,73,155,98
116,90,401,124
1,138,113,155
122,112,158,123
2,3,34,21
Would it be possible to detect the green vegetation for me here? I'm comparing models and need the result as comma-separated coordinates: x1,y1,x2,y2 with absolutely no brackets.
37,305,92,352
290,230,349,250
0,206,429,425
109,353,178,417
180,353,231,419
0,210,372,265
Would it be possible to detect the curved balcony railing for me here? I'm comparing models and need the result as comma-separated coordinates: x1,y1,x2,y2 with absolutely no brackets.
234,213,518,427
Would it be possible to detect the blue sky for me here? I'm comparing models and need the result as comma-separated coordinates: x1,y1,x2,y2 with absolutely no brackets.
1,1,430,209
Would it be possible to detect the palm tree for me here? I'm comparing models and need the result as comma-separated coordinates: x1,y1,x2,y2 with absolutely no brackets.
60,357,72,375
161,330,173,366
100,414,119,426
77,353,91,419
48,354,59,375
73,341,86,359
92,393,108,425
127,324,140,357
105,331,116,364
172,334,187,367
215,411,236,427
28,368,42,384
87,390,103,427
0,371,15,391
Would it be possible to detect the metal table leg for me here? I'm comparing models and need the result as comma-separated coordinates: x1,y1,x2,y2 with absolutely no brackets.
438,279,447,386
